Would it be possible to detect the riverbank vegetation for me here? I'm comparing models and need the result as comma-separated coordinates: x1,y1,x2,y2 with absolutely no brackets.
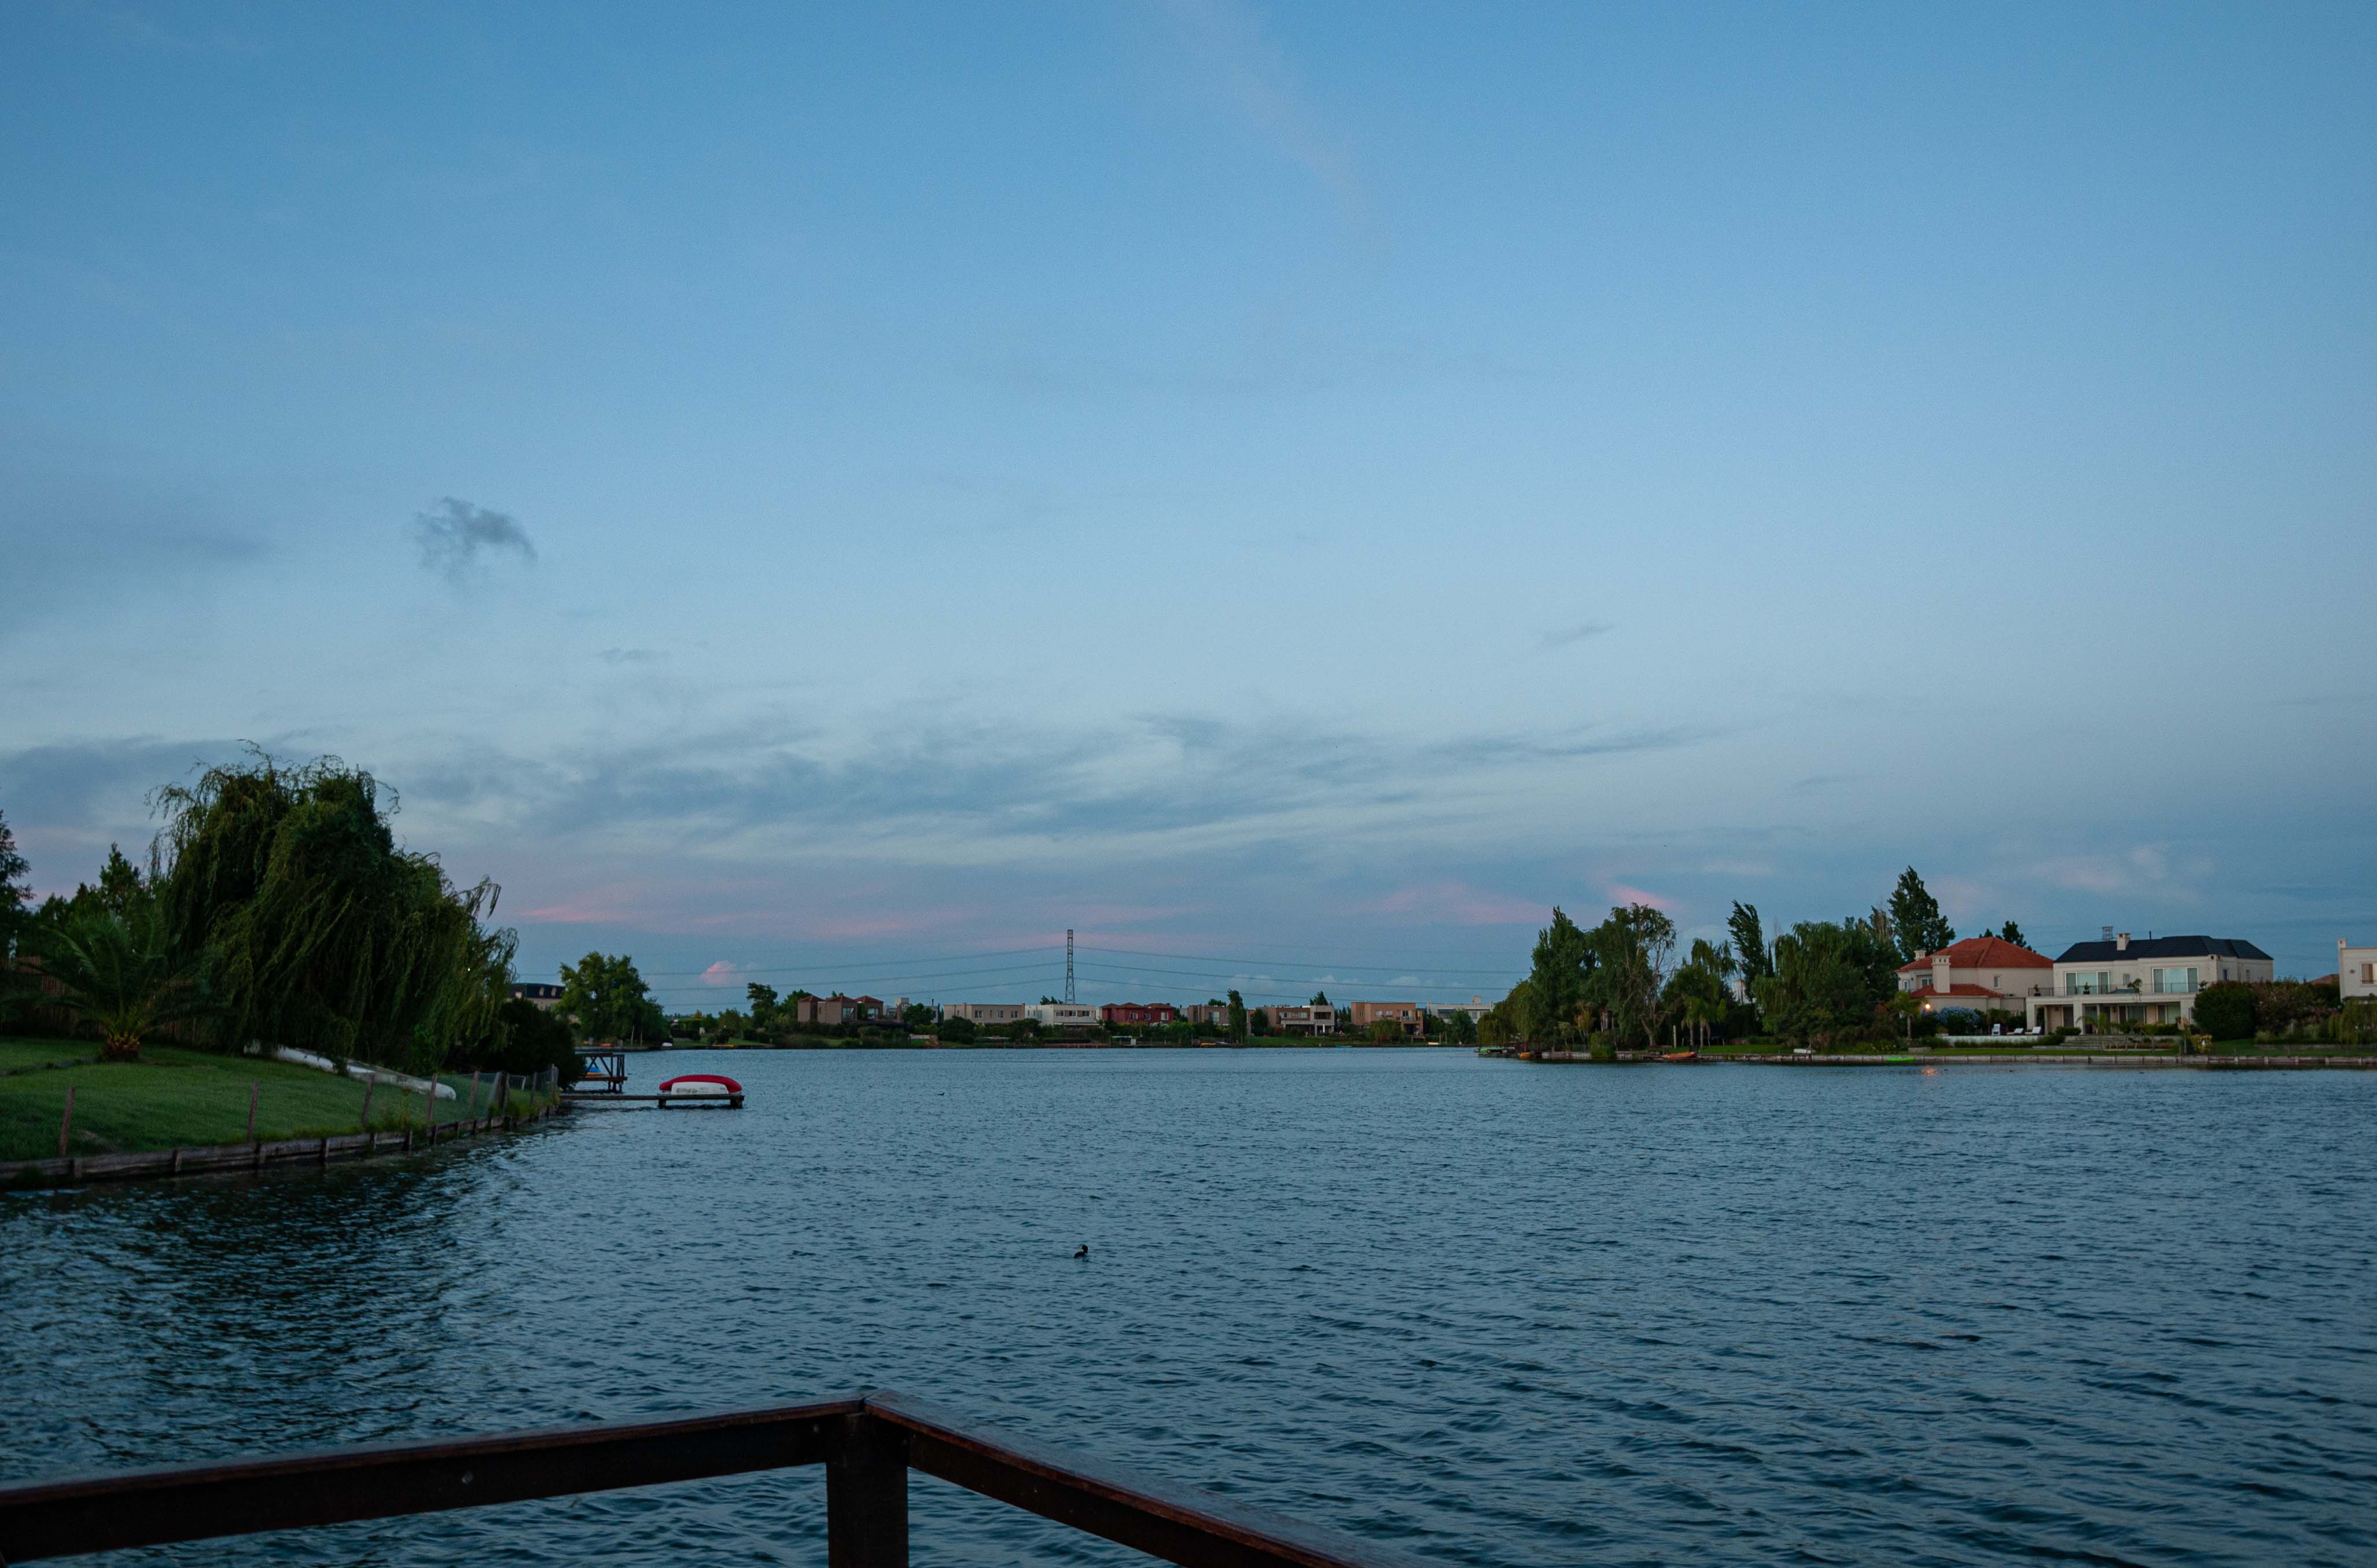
0,1037,544,1165
1477,865,2359,1055
1,754,580,1083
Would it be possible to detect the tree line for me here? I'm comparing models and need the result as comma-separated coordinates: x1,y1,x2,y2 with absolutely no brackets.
0,752,585,1078
1481,867,2030,1050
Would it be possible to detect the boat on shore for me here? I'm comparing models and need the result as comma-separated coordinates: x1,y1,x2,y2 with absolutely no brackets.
658,1073,741,1099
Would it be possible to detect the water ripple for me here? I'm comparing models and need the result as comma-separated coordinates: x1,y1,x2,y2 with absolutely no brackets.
2,1051,2373,1566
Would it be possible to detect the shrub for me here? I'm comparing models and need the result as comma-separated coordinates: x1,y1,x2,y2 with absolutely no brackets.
2321,1000,2377,1046
457,997,584,1080
1934,1007,1984,1035
937,1014,977,1044
2192,982,2256,1041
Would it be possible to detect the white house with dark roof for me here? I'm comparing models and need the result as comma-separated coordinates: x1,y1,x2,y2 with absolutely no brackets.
2025,933,2273,1030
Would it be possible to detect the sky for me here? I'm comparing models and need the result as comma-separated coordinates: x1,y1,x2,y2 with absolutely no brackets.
3,1,2373,1010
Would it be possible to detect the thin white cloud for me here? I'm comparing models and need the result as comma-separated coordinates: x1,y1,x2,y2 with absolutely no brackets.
1538,621,1613,652
1159,0,1368,226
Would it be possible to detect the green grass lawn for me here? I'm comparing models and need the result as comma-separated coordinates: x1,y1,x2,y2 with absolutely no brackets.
0,1039,526,1164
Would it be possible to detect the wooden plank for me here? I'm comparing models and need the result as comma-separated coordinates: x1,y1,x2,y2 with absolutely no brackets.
0,1400,861,1563
866,1393,1436,1568
826,1409,908,1568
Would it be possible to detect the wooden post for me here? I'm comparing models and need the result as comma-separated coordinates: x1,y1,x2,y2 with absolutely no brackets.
246,1081,259,1143
360,1078,376,1133
826,1414,908,1568
58,1085,76,1160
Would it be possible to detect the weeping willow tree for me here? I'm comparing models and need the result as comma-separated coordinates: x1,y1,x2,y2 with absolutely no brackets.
152,751,516,1072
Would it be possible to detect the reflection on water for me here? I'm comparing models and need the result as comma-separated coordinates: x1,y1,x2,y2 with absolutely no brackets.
5,1050,2374,1566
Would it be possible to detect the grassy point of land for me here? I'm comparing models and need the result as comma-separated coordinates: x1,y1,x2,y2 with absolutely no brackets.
0,1039,532,1164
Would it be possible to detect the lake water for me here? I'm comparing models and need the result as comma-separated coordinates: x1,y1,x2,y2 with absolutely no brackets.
3,1048,2372,1566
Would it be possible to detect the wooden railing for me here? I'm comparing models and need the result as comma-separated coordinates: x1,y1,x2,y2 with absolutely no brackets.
0,1390,1434,1568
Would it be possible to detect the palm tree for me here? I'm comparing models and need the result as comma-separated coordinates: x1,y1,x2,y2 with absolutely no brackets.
38,901,215,1062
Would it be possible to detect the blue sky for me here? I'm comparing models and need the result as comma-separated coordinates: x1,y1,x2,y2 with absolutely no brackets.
5,1,2372,1007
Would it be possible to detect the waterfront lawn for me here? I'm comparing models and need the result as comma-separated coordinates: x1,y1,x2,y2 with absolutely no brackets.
0,1038,101,1075
0,1040,513,1163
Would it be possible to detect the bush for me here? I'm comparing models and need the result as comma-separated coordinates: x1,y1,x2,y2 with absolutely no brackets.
457,998,584,1080
1934,1007,1984,1035
2321,1000,2377,1046
2192,982,2256,1041
937,1014,977,1043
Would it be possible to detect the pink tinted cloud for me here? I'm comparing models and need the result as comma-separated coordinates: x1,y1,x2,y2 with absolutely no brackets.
700,961,740,988
518,898,631,924
1602,882,1675,912
1378,882,1546,926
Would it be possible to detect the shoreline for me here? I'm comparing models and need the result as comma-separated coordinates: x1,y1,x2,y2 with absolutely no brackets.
0,1095,564,1194
1502,1050,2377,1069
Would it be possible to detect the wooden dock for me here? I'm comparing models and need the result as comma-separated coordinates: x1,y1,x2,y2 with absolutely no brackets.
560,1091,743,1107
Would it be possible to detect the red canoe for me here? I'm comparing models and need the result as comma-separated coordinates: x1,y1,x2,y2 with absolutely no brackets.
657,1074,742,1095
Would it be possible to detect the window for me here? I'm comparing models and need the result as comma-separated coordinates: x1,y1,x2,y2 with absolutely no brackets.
2154,967,2198,994
2066,971,2111,995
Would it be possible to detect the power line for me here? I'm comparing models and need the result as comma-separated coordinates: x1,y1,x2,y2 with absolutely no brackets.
635,944,1057,978
646,962,1059,997
1073,959,1507,995
1076,943,1516,977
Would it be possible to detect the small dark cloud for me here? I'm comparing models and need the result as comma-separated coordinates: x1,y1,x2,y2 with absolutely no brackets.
1538,622,1613,652
411,498,535,582
599,648,665,665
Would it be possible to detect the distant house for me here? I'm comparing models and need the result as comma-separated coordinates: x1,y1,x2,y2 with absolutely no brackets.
1347,1000,1423,1037
797,993,885,1026
1178,1003,1232,1026
2025,934,2273,1030
1099,1003,1177,1028
1893,936,2052,1017
510,982,565,1011
2341,940,2377,1000
1023,1003,1098,1031
1426,996,1493,1022
944,1002,1029,1025
1268,1003,1337,1037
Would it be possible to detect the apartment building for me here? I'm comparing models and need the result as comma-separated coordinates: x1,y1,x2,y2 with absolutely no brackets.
1024,1003,1099,1030
1099,1003,1177,1028
1893,936,2052,1014
2024,934,2273,1030
943,1002,1029,1025
1346,1000,1423,1036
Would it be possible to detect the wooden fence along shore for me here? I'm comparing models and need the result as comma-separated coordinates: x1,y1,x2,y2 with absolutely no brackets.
0,1087,564,1193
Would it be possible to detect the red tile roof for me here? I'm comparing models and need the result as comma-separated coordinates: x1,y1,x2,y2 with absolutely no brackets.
1895,935,2052,974
1909,982,2019,999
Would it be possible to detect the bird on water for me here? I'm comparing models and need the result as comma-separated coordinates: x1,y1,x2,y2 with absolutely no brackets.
1074,1244,1089,1260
